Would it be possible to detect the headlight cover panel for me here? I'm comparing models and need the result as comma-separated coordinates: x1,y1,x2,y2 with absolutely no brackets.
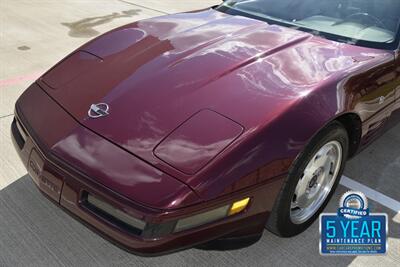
154,109,244,175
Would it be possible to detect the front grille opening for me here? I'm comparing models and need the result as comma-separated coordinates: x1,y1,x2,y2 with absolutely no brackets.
83,193,145,236
11,118,26,149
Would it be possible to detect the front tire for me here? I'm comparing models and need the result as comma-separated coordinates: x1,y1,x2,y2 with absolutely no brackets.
266,121,349,237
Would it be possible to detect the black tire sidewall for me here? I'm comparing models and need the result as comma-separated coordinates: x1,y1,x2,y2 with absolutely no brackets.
267,121,349,237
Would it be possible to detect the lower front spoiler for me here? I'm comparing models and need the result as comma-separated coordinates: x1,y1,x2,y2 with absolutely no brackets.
58,175,274,256
11,117,284,256
33,176,269,256
56,190,266,256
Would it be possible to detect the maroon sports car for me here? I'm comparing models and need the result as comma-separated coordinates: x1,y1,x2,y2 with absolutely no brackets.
11,0,400,255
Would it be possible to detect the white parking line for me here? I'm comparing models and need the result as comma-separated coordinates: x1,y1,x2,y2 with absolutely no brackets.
340,175,400,213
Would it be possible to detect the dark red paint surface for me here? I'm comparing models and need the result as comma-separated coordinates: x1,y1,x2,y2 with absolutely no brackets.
11,8,400,254
154,109,244,175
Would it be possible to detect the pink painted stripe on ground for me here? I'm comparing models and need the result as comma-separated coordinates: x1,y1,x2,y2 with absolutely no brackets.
0,72,42,87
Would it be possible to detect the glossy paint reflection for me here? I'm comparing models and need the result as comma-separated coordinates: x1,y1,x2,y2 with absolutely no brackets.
154,110,244,175
51,127,200,209
38,8,398,199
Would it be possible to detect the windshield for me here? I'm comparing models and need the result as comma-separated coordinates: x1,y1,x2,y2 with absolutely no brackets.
216,0,400,49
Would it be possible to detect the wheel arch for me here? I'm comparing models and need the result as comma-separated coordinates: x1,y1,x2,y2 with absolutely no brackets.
334,113,362,159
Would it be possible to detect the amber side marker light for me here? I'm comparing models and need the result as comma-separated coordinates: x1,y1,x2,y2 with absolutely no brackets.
229,197,250,216
174,197,251,232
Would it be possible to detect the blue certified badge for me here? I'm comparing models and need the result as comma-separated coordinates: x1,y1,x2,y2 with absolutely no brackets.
320,191,388,255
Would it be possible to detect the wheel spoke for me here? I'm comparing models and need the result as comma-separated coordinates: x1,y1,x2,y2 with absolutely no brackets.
296,194,309,209
314,146,331,164
294,175,308,199
303,165,316,181
290,141,343,224
291,198,299,209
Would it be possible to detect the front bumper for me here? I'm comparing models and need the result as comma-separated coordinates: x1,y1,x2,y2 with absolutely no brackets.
11,84,284,255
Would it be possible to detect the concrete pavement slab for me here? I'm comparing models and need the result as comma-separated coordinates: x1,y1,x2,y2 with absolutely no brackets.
344,123,400,201
0,116,26,190
118,0,221,14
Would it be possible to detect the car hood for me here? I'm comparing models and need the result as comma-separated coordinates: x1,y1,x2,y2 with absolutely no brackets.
40,9,391,185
